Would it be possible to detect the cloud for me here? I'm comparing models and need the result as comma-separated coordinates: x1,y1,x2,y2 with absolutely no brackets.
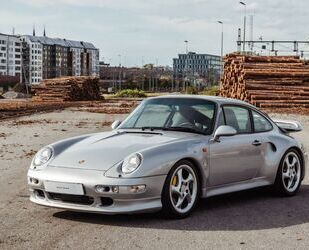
6,0,309,66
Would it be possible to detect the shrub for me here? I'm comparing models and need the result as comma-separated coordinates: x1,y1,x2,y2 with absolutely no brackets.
201,86,220,96
115,89,147,98
185,86,198,95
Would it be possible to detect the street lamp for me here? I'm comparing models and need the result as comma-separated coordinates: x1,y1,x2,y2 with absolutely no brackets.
239,1,246,52
217,21,224,77
184,40,189,91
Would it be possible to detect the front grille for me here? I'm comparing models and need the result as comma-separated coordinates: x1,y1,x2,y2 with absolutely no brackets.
48,192,94,205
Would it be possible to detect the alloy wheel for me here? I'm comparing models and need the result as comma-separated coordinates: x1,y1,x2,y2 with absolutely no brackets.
169,164,198,214
282,152,301,193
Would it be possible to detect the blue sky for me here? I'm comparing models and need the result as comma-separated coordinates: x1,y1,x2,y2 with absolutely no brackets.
0,0,308,66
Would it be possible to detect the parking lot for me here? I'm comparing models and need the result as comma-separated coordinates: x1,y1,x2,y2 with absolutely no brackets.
1,109,309,250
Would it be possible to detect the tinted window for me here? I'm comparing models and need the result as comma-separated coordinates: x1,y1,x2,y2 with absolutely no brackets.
223,106,252,133
252,110,272,132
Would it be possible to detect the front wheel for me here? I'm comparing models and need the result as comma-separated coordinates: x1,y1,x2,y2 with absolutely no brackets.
274,149,303,196
161,160,200,219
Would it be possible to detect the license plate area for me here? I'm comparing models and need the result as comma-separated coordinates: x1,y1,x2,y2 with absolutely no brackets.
44,181,84,195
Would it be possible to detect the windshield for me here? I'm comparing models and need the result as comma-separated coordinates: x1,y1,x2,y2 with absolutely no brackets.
119,97,216,135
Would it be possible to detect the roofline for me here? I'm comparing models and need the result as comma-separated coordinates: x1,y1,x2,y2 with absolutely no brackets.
145,94,255,107
0,33,21,38
21,35,98,50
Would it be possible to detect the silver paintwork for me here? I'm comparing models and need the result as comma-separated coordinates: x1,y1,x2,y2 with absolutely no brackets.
111,120,121,130
273,119,303,132
212,125,237,142
27,95,308,214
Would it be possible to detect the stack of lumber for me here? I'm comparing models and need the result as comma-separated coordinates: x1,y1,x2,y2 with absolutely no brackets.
32,76,102,102
220,54,309,111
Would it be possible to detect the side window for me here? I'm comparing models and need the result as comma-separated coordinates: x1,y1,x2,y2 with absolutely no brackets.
252,110,272,132
223,106,252,133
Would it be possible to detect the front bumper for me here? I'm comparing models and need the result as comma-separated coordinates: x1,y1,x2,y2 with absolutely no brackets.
28,166,166,214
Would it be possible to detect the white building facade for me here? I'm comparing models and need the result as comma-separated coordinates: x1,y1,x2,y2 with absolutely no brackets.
22,36,100,85
0,33,22,78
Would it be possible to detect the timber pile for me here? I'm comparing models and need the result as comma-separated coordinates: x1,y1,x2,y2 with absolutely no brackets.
220,54,309,111
32,76,102,102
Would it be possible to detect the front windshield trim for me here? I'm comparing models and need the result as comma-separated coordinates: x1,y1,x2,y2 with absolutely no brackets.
119,98,218,136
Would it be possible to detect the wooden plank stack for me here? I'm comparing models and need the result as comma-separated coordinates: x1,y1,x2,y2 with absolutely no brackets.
32,76,102,102
220,53,309,111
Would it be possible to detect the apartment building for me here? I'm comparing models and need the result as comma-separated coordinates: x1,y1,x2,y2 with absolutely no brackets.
21,35,99,85
0,33,22,78
173,52,221,85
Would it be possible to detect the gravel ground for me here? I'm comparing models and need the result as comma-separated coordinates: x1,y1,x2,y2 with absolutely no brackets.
0,110,309,250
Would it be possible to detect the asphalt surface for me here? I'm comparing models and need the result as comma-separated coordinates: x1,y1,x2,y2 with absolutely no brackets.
1,110,309,250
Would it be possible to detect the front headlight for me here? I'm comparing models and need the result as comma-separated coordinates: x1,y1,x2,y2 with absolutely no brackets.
121,153,142,174
32,147,53,167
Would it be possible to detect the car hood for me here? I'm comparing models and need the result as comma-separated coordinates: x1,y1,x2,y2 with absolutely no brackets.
49,130,196,171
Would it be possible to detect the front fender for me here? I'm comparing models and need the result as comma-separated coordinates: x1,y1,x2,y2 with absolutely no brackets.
104,138,209,180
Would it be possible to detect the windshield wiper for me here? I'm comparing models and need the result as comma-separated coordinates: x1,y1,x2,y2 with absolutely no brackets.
163,127,206,135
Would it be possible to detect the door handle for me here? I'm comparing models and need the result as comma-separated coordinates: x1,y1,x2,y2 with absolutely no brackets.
252,140,262,146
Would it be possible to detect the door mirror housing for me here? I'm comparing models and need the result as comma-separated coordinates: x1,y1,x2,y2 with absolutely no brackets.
213,125,237,142
111,120,121,130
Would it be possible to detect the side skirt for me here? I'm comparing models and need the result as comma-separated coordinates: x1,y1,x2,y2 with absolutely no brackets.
202,177,273,198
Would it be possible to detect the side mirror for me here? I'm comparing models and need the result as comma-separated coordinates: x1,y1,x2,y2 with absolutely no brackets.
213,125,237,142
111,120,121,130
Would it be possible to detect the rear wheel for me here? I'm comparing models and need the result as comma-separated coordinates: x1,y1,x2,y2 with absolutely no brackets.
161,160,200,219
274,149,302,196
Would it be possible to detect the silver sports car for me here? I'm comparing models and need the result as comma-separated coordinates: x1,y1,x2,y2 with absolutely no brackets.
28,95,307,218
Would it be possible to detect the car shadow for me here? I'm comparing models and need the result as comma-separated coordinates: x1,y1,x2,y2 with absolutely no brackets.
53,185,309,231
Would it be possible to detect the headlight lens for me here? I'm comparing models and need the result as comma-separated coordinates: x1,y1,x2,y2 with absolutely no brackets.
33,147,53,167
121,153,142,174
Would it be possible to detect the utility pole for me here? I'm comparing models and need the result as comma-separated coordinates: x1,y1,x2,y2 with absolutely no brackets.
249,15,254,52
237,28,242,52
118,54,121,90
217,21,224,78
239,1,246,52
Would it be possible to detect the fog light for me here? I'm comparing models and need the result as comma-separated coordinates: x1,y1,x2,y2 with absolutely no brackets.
95,185,118,193
29,177,39,185
112,186,119,193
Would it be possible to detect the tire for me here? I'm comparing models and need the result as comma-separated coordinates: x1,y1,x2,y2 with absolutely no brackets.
274,149,303,196
161,160,200,219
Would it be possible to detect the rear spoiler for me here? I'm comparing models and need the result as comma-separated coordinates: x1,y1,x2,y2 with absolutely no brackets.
273,119,303,133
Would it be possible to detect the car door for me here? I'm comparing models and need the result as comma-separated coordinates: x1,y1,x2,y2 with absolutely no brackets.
209,105,264,186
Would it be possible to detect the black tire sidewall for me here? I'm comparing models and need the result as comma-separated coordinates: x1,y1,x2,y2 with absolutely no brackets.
161,160,200,219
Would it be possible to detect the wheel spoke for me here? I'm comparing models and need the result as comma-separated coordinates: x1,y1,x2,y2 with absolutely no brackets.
184,173,194,183
283,170,290,179
185,193,192,204
287,178,294,189
284,158,290,168
177,169,184,186
290,157,297,167
175,195,185,208
171,185,181,196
